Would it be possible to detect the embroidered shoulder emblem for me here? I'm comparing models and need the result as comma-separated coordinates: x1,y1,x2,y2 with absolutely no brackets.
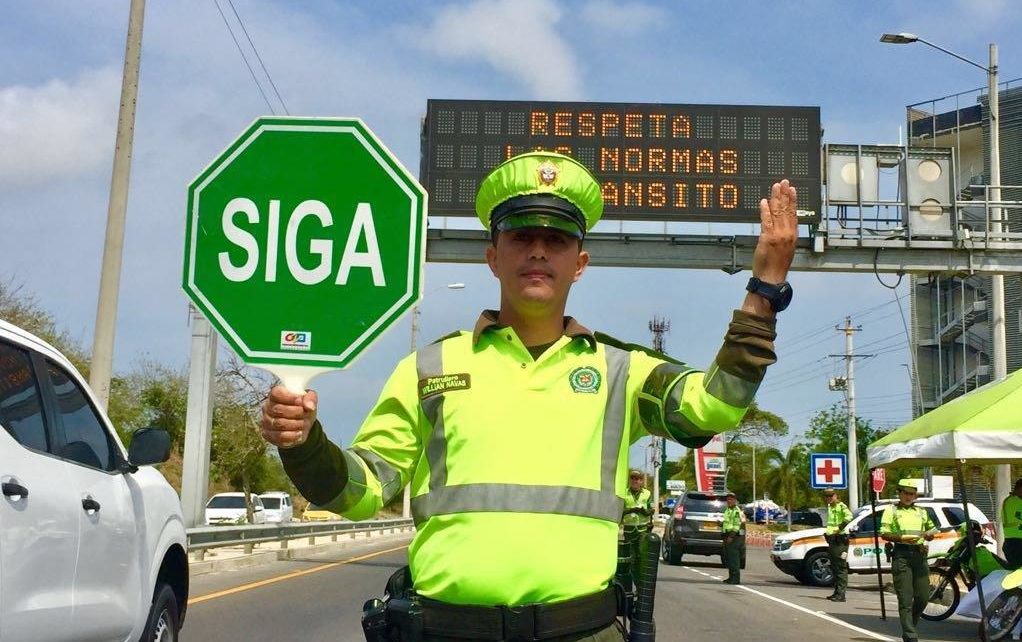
419,374,471,400
569,366,601,394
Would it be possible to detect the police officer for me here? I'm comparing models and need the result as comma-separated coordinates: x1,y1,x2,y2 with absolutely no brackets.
261,151,799,641
822,489,852,602
721,491,745,585
1002,478,1022,568
880,480,936,642
622,469,653,586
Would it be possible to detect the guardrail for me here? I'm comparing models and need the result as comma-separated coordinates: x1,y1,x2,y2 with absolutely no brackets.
186,518,414,560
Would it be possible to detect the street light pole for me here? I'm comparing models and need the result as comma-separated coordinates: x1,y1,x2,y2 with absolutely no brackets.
881,32,1009,544
403,282,466,518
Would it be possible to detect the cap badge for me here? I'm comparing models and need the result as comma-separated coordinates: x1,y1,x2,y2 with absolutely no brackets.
537,161,559,186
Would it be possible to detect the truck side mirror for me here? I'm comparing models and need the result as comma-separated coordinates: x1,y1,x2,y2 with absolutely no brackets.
126,428,171,469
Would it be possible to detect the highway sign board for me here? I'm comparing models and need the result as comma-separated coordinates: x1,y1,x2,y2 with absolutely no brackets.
421,99,821,223
810,453,848,490
184,117,427,371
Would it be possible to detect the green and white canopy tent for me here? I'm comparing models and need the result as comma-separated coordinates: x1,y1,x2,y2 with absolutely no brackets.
866,368,1022,640
867,368,1022,468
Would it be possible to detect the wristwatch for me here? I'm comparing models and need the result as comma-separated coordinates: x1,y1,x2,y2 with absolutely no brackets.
746,277,793,312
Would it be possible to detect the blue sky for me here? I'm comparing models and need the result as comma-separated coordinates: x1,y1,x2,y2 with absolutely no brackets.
3,0,1021,469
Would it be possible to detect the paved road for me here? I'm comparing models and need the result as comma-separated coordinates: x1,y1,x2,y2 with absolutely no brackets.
185,539,983,641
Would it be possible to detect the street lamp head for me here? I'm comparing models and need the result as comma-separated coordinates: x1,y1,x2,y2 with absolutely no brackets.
447,283,466,289
880,32,919,44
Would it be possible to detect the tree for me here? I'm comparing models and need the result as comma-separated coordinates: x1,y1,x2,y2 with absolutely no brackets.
734,401,788,442
209,355,275,521
764,444,811,528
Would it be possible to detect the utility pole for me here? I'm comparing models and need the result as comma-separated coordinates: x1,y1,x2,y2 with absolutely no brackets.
649,316,671,512
832,317,864,510
88,0,146,408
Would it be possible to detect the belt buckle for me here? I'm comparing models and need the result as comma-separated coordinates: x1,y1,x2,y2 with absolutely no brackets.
502,604,537,641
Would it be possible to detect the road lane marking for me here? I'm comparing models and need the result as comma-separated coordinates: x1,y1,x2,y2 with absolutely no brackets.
188,544,409,605
680,566,895,642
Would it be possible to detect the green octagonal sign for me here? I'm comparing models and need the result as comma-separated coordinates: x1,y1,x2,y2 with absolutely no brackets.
183,117,426,370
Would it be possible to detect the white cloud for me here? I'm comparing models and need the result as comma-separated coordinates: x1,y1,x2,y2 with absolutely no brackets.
580,0,664,35
409,0,584,99
0,67,120,187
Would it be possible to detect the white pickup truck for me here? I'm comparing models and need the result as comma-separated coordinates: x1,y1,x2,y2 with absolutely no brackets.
0,319,189,641
770,498,993,586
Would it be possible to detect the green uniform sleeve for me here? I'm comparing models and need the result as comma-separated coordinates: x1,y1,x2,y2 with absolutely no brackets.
279,354,422,521
923,510,937,532
627,309,777,447
879,506,895,536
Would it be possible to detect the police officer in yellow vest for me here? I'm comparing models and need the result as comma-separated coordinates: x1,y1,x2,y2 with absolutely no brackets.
1001,478,1022,568
260,151,799,641
880,480,936,642
721,492,746,585
823,489,853,602
622,470,653,531
622,470,653,588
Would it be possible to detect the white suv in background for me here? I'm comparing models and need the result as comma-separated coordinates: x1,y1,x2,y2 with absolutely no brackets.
770,498,993,586
259,491,294,523
205,492,266,524
0,319,188,641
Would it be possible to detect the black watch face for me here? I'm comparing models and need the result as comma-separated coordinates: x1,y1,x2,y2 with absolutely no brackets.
775,283,793,311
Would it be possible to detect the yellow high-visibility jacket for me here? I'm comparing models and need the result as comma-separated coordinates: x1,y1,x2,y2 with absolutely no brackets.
281,309,776,605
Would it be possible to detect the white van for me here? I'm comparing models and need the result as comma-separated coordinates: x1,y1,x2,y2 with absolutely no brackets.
258,491,294,523
205,492,266,525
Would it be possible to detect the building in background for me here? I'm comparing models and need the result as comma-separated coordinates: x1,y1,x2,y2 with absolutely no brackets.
909,84,1022,415
908,83,1022,517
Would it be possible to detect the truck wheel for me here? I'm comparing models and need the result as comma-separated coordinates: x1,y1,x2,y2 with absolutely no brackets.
803,551,834,587
141,582,180,642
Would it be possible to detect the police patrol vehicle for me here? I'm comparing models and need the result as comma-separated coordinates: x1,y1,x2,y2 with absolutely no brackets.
770,498,994,586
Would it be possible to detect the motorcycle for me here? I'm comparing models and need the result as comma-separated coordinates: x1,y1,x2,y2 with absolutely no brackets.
985,569,1022,641
924,524,1009,622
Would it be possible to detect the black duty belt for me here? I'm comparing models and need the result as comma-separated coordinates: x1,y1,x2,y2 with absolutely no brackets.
892,542,926,553
418,585,619,641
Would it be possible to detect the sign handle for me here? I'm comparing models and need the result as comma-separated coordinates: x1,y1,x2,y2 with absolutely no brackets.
263,365,335,395
869,474,886,620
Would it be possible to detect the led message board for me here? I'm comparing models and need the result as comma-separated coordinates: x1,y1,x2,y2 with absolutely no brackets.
420,99,821,223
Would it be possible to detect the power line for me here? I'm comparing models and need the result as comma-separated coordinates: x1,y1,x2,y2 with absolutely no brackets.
212,0,275,114
226,0,289,115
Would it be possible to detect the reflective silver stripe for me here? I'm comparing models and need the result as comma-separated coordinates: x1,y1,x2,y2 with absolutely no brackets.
703,361,758,408
411,484,624,523
664,378,715,440
636,362,694,438
601,344,630,494
323,450,370,513
416,342,447,490
352,447,403,505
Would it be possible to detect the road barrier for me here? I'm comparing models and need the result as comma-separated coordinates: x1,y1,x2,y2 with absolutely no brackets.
186,518,414,560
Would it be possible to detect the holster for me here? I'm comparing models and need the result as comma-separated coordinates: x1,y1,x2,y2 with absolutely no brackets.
361,567,423,642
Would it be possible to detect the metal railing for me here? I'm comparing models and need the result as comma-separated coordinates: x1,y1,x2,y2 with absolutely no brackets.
186,518,414,559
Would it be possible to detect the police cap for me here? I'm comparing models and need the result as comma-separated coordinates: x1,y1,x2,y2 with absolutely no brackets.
897,479,921,493
475,151,603,240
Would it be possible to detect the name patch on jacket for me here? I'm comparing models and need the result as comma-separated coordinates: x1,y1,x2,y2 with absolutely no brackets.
419,374,472,399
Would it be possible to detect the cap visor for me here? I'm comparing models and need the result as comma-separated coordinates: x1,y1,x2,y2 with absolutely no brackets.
494,212,583,238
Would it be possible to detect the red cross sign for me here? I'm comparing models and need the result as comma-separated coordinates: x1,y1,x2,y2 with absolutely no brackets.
810,453,847,489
